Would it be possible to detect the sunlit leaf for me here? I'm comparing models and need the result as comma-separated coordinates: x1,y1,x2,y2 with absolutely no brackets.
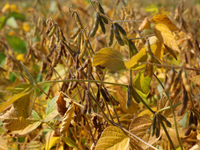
45,137,60,150
93,47,126,71
95,126,129,150
6,35,27,54
133,69,152,94
151,14,179,31
129,116,161,150
124,45,157,70
138,17,151,31
43,96,59,122
154,23,180,58
6,17,18,28
138,107,157,118
12,83,37,122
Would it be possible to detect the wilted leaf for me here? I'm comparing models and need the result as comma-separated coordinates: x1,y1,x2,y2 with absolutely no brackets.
43,96,59,122
95,126,129,150
157,96,185,124
138,17,151,31
151,14,179,31
0,16,6,30
133,70,152,94
116,86,139,114
56,92,67,117
154,23,180,56
60,102,74,134
124,45,157,70
12,83,37,122
0,106,34,131
93,47,126,71
6,35,27,54
189,75,200,85
129,116,161,150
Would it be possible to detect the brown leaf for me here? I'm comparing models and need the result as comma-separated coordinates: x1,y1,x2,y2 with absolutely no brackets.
56,92,67,117
129,116,161,150
60,101,74,134
116,86,139,114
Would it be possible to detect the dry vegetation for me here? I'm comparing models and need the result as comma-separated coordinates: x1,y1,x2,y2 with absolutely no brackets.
0,0,200,150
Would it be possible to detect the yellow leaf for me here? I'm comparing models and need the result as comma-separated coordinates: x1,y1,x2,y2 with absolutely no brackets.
151,14,179,31
93,47,126,71
154,24,180,56
138,107,157,118
22,22,30,32
189,75,200,85
144,4,159,16
60,102,74,134
124,45,157,70
45,137,60,150
2,4,10,13
16,54,25,63
129,116,161,149
10,4,20,13
95,126,129,150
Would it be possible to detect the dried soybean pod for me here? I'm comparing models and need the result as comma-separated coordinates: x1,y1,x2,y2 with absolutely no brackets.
165,66,175,92
74,12,83,29
79,40,88,59
108,24,114,46
70,28,81,39
151,115,156,136
171,68,182,92
126,84,132,109
90,14,100,37
113,23,124,46
170,82,181,99
159,114,171,127
101,89,110,102
182,68,192,93
77,32,82,45
98,3,108,24
99,17,106,34
177,84,188,116
155,114,160,138
115,23,127,36
48,25,56,37
128,39,138,55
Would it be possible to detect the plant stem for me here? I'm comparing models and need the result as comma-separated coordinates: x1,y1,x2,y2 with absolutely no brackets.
38,79,128,87
153,73,183,150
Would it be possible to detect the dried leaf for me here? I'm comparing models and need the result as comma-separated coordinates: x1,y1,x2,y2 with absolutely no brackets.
0,137,9,150
154,23,180,55
138,17,151,31
93,47,126,71
129,116,161,150
151,14,179,31
56,92,67,117
116,86,139,114
60,102,74,134
95,126,129,150
189,75,200,85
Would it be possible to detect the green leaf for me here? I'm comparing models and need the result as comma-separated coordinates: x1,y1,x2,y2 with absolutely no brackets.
93,47,126,71
125,45,157,70
32,110,42,121
7,12,25,21
9,72,16,82
144,4,159,16
62,137,78,148
12,83,37,122
43,96,59,122
133,68,156,94
6,35,27,54
0,16,6,30
0,53,6,67
95,126,129,150
20,61,35,84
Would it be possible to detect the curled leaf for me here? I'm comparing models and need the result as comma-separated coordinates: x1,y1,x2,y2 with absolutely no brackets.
56,92,67,117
